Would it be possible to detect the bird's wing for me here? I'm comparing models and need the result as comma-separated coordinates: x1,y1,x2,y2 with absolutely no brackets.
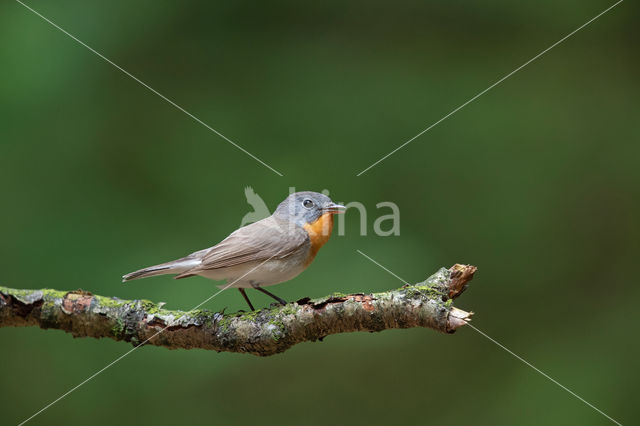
190,216,308,271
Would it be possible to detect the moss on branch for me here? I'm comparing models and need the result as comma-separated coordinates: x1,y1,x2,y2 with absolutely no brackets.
0,264,477,356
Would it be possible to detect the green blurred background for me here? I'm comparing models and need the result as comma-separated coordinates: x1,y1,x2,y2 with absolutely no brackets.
1,0,637,424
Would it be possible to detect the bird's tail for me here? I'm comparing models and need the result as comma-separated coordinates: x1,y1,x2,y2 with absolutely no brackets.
122,257,200,282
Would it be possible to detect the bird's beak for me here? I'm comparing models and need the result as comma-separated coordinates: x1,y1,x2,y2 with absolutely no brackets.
324,202,346,214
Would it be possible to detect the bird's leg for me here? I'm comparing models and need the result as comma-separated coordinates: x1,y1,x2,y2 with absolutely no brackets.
238,288,255,311
251,282,287,306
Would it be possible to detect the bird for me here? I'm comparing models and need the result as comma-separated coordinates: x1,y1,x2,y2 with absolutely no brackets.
122,191,345,310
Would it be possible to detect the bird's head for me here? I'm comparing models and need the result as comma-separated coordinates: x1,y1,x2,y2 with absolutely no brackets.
274,191,345,230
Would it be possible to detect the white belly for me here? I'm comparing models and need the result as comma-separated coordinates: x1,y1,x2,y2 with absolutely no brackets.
197,256,309,289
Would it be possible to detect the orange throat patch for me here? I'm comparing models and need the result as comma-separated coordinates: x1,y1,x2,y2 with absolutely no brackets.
303,213,335,265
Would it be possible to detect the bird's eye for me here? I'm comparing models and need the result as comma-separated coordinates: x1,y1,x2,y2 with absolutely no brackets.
303,199,314,209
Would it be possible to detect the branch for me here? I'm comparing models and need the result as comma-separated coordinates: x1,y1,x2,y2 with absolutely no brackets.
0,264,477,356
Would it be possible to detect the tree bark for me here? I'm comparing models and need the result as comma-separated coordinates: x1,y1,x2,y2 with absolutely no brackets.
0,264,477,356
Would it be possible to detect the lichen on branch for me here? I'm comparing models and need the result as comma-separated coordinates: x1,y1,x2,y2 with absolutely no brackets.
0,264,477,356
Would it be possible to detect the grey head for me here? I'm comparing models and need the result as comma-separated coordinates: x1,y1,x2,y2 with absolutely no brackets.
273,191,345,227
